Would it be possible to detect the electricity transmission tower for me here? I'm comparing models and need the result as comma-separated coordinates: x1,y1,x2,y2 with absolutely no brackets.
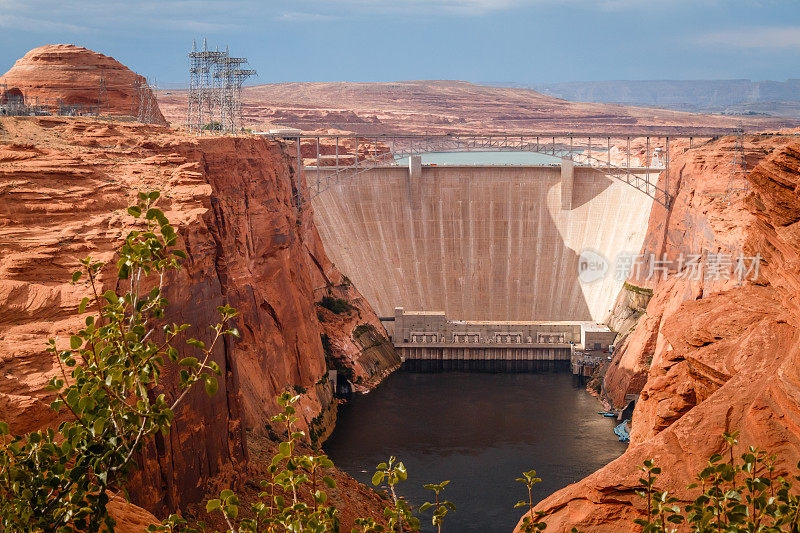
187,39,256,134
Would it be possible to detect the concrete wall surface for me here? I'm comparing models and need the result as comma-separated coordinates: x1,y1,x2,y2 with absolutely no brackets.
311,165,653,322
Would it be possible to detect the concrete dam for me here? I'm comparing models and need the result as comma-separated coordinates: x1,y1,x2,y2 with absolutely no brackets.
310,162,654,324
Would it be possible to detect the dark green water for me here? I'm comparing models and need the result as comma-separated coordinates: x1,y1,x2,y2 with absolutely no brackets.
324,363,626,532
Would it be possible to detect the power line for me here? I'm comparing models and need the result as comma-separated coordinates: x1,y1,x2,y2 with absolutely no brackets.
187,38,256,134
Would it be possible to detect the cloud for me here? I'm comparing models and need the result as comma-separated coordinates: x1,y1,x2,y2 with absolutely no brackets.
155,18,241,32
278,0,523,16
696,26,800,48
0,13,89,33
278,11,342,22
296,0,539,16
297,0,709,16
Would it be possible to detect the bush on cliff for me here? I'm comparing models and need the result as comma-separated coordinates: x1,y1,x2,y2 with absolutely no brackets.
0,190,449,533
635,432,800,532
175,392,454,533
0,192,239,532
318,296,354,315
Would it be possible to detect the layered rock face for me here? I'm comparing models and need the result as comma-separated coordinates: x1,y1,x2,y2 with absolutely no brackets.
0,116,398,516
0,44,167,125
602,135,791,408
519,137,800,531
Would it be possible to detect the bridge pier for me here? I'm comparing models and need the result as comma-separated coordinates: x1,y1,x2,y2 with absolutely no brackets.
409,154,422,179
406,155,422,209
561,158,574,211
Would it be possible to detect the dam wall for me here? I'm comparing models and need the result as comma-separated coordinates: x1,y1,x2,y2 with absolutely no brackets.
310,164,654,322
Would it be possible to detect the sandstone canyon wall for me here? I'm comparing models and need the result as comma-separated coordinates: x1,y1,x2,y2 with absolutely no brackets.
1,44,167,126
518,136,800,531
0,116,399,517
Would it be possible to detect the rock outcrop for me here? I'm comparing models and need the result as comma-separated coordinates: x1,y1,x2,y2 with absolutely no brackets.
0,116,398,519
518,137,800,531
0,44,167,125
602,135,790,408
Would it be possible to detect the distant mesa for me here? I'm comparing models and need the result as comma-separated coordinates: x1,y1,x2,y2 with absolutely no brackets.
0,44,167,125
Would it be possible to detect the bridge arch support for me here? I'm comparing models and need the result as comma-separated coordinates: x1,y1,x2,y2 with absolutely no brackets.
267,131,741,209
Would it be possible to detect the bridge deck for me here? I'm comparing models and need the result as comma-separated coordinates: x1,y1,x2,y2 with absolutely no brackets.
268,131,760,210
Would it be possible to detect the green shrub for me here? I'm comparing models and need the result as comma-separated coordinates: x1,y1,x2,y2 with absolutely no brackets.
515,470,547,532
182,394,454,533
320,333,333,359
318,296,354,315
0,192,239,532
353,324,374,338
635,431,800,532
624,281,654,296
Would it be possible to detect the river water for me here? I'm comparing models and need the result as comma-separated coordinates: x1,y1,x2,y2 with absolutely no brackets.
324,362,626,532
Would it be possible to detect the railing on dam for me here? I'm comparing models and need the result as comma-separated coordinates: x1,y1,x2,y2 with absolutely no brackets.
261,131,747,209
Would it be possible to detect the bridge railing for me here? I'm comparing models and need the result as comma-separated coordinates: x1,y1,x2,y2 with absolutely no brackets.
277,132,745,209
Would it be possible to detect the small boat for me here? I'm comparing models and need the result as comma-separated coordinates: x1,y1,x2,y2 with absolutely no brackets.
598,411,616,417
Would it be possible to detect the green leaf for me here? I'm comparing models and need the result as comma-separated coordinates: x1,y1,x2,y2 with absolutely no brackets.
206,499,221,513
70,335,82,350
205,376,218,396
186,338,206,350
72,271,83,283
127,206,142,218
278,441,291,456
179,357,198,367
103,290,119,304
371,472,384,486
0,421,8,435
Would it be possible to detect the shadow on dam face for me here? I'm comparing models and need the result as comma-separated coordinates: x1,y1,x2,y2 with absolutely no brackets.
310,165,654,322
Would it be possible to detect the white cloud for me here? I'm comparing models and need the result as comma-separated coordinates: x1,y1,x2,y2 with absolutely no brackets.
0,13,89,32
696,26,800,48
299,0,710,15
278,11,342,22
155,18,241,32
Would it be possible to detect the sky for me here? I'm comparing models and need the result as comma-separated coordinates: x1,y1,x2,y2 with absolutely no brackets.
0,0,798,86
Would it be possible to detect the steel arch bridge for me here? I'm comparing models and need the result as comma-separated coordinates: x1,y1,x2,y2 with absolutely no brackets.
266,131,741,210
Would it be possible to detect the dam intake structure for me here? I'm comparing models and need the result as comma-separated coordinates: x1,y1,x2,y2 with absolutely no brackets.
389,307,615,363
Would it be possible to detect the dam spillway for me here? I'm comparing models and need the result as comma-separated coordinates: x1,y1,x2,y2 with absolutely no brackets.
310,163,654,323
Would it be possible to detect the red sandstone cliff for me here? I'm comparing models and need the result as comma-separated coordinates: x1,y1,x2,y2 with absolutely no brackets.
0,44,167,126
0,116,399,519
517,137,800,531
602,135,792,408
